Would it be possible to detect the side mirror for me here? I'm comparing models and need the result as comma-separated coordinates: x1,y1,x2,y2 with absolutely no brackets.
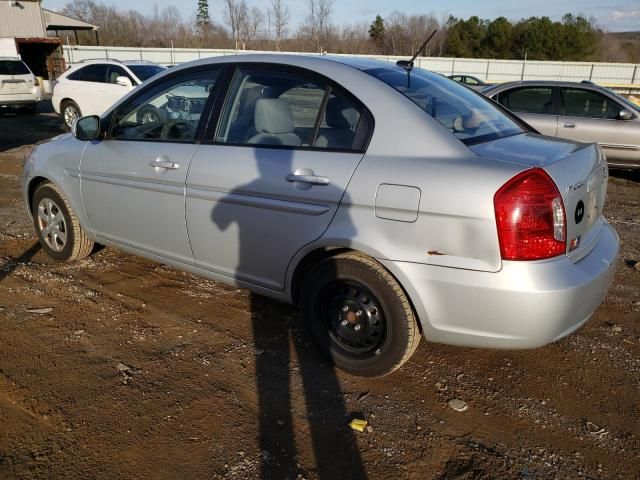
72,115,101,141
116,76,133,89
618,109,633,121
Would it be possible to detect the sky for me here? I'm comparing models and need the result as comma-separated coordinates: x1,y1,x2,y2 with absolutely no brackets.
42,0,640,32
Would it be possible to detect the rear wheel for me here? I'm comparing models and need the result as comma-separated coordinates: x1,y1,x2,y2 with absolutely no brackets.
61,100,81,129
300,252,420,377
32,183,94,262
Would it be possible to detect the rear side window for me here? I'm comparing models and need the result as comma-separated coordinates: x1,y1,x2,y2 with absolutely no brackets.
215,67,365,151
67,64,107,83
561,88,620,119
0,60,30,75
496,87,553,115
369,66,523,145
465,77,480,86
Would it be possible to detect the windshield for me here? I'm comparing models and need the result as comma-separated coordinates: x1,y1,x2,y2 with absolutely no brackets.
128,65,166,82
603,87,640,114
0,60,30,76
367,66,524,144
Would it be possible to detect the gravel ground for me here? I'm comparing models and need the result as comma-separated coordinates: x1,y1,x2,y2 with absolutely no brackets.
0,105,639,480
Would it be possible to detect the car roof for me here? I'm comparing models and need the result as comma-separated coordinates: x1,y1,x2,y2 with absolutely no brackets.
70,59,163,67
483,80,609,92
164,53,403,76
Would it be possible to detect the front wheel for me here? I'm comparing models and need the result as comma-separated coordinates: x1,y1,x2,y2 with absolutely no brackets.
300,252,421,377
61,100,81,129
32,183,94,262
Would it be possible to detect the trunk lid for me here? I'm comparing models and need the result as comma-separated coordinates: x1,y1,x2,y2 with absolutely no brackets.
470,132,608,261
0,73,35,96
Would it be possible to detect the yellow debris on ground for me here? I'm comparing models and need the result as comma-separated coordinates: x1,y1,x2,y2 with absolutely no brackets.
348,418,368,432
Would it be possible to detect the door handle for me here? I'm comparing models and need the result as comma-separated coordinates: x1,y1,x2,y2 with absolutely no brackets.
285,174,330,185
150,159,179,170
561,122,576,128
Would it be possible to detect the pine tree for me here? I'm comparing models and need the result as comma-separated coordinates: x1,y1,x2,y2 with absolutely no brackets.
368,15,385,42
197,0,211,27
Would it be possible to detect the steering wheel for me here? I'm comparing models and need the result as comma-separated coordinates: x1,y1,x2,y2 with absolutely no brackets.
160,121,196,141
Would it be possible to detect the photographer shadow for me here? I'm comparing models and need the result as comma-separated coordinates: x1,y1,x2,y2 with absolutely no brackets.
212,146,367,479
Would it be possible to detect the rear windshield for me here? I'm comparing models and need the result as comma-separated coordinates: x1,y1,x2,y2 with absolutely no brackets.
128,65,166,82
367,67,524,144
0,60,30,76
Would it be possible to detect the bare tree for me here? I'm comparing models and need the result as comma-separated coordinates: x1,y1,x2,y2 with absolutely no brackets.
303,0,333,52
269,0,289,51
242,6,265,46
224,0,248,49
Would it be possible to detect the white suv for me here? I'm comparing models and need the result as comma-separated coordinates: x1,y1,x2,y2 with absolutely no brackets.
52,59,166,128
0,57,42,113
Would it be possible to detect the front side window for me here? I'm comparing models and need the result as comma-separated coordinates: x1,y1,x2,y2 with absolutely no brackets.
68,64,108,83
0,60,30,75
110,69,219,142
561,88,620,119
107,65,133,84
368,66,523,144
496,87,553,115
128,65,166,82
215,67,363,150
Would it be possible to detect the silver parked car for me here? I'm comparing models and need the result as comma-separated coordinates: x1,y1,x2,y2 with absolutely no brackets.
22,55,619,377
482,80,640,169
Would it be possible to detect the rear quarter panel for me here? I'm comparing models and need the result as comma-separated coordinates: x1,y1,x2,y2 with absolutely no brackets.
323,152,524,273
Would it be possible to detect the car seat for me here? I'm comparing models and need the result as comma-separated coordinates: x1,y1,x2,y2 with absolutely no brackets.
314,96,360,149
248,98,301,146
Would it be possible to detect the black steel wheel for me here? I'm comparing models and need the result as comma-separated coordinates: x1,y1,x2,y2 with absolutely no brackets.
300,252,420,377
318,280,386,357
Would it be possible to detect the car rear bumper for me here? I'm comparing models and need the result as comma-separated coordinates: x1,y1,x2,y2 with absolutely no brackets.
0,90,42,106
381,221,619,349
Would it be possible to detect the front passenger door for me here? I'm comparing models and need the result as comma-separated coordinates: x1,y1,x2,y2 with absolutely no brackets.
557,87,640,165
80,68,221,264
102,64,135,110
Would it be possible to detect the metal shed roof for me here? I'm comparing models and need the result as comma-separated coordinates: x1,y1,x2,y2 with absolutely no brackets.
43,9,99,31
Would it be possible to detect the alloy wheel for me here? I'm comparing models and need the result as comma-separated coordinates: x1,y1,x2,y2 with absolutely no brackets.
37,198,67,252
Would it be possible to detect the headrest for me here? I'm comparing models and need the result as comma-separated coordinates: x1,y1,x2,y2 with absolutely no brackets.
254,98,295,134
326,96,359,129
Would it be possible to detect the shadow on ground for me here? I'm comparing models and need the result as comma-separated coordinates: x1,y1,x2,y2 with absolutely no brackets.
0,100,65,152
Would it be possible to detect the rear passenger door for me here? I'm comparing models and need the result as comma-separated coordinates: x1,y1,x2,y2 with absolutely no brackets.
186,65,371,290
494,86,558,136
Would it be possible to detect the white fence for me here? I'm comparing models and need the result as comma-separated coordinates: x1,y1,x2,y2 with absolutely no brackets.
63,45,640,86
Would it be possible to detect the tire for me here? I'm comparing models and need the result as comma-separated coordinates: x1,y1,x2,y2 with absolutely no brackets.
32,183,94,262
61,100,81,129
300,252,421,377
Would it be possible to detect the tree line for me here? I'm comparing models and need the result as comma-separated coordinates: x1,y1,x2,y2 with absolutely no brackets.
59,0,636,63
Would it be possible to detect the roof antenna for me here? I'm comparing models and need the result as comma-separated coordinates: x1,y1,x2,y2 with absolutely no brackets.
396,29,438,70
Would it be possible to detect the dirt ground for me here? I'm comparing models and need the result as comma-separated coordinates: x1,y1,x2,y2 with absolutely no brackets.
1,104,639,480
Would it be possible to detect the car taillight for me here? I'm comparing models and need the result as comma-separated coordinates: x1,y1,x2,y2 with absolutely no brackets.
494,168,566,261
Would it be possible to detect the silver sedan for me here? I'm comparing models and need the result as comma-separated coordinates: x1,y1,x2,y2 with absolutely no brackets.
482,80,640,169
22,55,619,377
